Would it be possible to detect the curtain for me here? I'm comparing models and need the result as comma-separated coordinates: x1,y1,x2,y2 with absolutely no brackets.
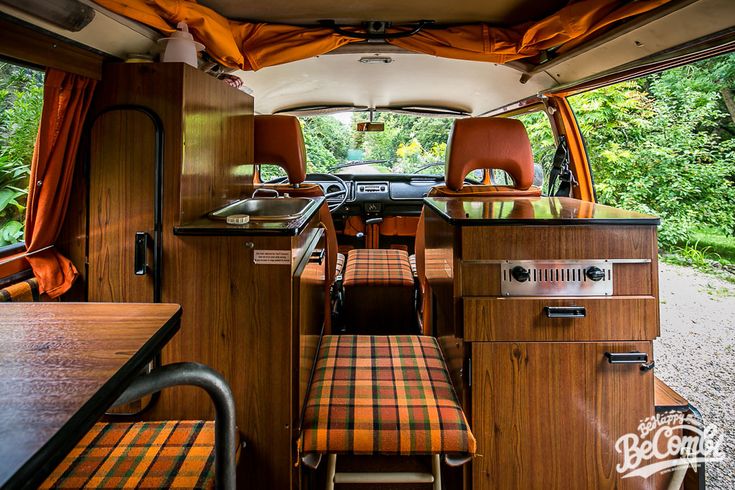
24,70,97,298
94,0,672,70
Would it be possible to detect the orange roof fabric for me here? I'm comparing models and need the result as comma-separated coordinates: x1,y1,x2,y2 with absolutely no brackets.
94,0,671,70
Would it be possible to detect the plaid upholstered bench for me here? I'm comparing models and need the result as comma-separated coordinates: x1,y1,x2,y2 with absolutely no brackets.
42,363,238,489
342,249,417,332
300,335,476,489
41,421,223,489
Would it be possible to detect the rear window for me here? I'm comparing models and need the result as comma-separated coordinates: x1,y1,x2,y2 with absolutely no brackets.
0,61,43,249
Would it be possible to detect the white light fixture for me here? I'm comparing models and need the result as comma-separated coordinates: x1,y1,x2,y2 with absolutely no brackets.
358,56,393,64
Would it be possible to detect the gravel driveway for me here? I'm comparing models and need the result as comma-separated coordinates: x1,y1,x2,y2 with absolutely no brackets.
654,263,734,489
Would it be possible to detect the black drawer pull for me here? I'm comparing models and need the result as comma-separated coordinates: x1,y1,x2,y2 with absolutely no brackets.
310,248,325,265
544,306,586,318
605,352,655,371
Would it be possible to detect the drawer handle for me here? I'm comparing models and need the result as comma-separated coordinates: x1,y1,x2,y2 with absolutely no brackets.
605,352,655,371
544,306,586,318
310,248,325,265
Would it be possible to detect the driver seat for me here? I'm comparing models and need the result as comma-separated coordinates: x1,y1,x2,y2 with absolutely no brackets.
253,115,345,285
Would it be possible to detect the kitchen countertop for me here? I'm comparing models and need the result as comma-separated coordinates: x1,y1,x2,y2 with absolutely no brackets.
424,196,660,226
174,196,324,236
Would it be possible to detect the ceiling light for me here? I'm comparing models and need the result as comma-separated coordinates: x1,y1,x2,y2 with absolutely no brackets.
359,56,393,64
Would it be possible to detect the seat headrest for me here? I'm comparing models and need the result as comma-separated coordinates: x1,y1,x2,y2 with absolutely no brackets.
254,115,307,185
445,117,534,191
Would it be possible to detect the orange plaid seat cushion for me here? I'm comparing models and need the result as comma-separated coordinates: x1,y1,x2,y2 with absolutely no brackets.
300,335,476,456
335,252,346,277
0,277,40,302
343,249,414,287
42,421,217,489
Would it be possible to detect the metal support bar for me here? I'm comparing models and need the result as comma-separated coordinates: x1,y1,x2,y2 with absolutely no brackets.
111,363,237,490
324,454,442,489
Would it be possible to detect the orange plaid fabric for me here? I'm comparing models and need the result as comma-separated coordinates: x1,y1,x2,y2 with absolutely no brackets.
335,252,346,277
42,421,216,489
300,335,476,456
0,277,39,302
343,249,413,287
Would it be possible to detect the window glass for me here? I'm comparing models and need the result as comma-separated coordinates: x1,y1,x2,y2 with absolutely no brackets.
0,61,43,248
299,112,453,176
512,110,556,193
568,51,735,249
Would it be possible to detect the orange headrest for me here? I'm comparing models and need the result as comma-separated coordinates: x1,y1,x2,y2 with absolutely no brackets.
254,115,307,185
445,117,534,191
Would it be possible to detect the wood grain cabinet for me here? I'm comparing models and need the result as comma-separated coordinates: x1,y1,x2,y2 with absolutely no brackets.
61,63,326,490
422,197,660,490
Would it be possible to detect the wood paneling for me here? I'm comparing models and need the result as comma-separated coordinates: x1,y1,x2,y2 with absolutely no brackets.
472,341,655,490
180,67,255,223
654,376,688,410
461,225,657,261
88,110,155,302
0,17,103,79
464,296,658,341
0,303,180,488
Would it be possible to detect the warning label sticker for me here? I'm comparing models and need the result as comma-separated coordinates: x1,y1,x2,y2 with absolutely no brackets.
253,250,291,265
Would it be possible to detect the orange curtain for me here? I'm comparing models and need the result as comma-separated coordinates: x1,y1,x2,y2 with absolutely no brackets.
24,70,97,298
94,0,672,70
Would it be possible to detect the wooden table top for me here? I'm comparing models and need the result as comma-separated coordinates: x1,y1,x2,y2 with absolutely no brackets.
0,303,182,489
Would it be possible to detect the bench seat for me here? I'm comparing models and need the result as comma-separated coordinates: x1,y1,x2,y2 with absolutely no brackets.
343,249,413,287
300,335,475,457
42,421,221,489
342,250,416,332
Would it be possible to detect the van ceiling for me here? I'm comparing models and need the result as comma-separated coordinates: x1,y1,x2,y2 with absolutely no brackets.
198,0,569,25
241,53,556,115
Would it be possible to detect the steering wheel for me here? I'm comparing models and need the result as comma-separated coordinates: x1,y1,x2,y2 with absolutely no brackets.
267,173,349,212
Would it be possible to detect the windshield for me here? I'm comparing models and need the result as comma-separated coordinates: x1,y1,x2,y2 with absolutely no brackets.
259,111,454,180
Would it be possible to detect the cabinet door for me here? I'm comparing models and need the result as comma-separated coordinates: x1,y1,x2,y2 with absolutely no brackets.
472,342,655,490
88,110,156,302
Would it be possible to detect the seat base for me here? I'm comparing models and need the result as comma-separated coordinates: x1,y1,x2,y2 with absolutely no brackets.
325,454,441,490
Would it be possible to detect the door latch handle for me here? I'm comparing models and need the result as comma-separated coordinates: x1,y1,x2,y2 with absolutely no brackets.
544,306,586,318
605,352,655,371
134,232,150,275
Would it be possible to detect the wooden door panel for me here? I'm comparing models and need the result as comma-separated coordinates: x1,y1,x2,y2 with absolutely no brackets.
472,341,655,490
88,110,155,302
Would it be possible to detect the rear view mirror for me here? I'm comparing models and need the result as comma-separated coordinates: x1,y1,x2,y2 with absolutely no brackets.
356,122,384,132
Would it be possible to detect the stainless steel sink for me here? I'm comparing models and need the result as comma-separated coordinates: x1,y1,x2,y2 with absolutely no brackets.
208,197,318,221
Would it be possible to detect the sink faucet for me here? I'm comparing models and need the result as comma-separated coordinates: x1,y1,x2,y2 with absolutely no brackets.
251,187,280,199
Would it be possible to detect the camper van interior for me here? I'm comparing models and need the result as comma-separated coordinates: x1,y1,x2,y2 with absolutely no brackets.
0,0,733,489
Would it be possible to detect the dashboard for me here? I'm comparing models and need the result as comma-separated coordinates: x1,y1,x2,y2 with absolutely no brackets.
311,174,445,218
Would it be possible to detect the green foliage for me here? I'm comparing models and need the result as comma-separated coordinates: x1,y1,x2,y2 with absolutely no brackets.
349,112,453,173
569,52,735,249
0,62,43,247
514,111,557,191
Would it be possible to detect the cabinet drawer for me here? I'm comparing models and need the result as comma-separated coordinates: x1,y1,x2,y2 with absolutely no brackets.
464,296,658,341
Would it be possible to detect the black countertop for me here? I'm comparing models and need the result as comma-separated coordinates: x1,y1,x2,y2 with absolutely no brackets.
174,197,324,236
424,196,660,226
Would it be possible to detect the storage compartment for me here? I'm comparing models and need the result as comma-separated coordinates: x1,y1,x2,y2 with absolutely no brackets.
464,296,659,341
472,341,655,490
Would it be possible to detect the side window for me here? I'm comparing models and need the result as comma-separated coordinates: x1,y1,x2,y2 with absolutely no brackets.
258,164,287,182
513,110,557,194
0,61,43,249
567,51,735,250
